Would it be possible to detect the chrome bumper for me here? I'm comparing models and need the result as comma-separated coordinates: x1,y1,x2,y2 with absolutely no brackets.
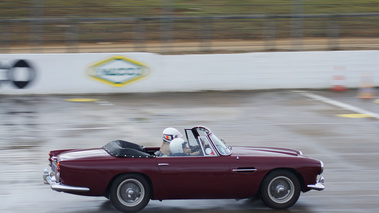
307,176,325,191
43,168,90,192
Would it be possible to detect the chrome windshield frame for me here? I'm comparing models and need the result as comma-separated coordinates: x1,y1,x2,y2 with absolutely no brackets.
190,126,232,156
208,133,232,156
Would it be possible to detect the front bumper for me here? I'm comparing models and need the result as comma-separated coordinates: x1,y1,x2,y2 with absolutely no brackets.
43,168,90,192
307,176,325,191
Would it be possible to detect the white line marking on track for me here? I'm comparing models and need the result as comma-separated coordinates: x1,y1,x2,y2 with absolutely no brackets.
293,90,379,120
272,122,368,126
56,127,112,131
34,127,112,131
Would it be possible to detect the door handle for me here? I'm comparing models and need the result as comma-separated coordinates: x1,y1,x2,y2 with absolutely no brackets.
158,163,170,166
232,168,257,173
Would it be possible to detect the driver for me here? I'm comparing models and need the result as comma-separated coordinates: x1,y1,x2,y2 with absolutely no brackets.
159,127,183,156
170,138,202,156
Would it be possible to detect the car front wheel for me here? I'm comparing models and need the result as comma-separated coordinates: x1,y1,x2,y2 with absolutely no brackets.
260,170,301,209
110,174,150,213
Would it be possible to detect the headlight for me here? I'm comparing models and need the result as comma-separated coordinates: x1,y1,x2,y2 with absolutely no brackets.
320,160,324,174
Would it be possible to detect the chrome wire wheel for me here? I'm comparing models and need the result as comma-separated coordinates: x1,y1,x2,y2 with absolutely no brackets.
110,174,150,212
267,176,295,204
261,170,301,209
117,179,145,207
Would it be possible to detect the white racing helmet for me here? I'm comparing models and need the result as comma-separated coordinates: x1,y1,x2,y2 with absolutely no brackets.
170,138,187,154
162,127,183,143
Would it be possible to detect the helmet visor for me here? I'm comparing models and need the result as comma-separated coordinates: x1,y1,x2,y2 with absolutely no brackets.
163,134,177,142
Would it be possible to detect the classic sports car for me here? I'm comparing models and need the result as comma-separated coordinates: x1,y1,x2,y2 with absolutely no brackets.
43,126,324,212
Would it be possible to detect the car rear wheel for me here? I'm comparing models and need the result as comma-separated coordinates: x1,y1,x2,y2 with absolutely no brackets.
260,170,301,209
110,174,150,213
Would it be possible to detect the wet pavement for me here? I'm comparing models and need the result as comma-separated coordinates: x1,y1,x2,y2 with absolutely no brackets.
1,89,379,212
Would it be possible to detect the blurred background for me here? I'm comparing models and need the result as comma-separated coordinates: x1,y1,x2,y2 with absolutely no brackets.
1,1,379,213
1,0,379,54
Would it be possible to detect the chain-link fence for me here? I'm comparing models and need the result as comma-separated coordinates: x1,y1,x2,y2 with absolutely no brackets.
1,1,379,54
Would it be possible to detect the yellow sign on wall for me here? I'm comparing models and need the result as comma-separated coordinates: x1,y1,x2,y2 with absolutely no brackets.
85,56,151,87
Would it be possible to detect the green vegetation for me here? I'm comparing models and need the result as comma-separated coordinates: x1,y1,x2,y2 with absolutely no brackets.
0,1,378,52
1,0,379,18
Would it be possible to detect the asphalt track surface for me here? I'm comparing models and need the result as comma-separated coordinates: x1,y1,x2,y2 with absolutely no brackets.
1,89,379,213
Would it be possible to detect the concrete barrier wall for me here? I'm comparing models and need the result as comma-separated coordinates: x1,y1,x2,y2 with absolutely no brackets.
0,50,378,95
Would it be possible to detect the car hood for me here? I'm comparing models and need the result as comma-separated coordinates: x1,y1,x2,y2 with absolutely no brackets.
231,146,303,157
58,148,109,161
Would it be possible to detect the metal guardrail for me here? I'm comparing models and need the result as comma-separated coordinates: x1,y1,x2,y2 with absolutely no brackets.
1,13,379,54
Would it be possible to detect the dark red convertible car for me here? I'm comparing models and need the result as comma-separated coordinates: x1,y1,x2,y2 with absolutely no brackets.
43,126,324,212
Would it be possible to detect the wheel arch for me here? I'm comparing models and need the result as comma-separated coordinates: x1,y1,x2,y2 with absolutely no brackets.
104,172,154,200
259,168,306,194
258,168,304,209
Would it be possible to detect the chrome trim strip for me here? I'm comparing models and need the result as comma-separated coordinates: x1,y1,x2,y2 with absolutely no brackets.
43,167,90,192
232,168,257,172
307,176,325,191
158,163,170,166
51,183,90,192
307,182,325,191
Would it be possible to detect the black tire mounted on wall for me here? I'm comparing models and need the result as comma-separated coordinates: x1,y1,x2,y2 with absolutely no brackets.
260,170,301,209
110,174,151,213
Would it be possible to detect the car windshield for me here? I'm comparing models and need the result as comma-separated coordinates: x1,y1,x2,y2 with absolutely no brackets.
209,134,232,155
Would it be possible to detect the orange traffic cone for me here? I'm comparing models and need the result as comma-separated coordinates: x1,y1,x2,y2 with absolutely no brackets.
331,74,347,91
357,72,376,99
331,66,347,91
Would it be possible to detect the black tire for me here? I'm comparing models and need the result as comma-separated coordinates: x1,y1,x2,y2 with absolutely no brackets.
260,170,301,209
110,174,150,213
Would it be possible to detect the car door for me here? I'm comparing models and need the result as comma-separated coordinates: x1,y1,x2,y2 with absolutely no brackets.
228,156,261,199
156,155,230,199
